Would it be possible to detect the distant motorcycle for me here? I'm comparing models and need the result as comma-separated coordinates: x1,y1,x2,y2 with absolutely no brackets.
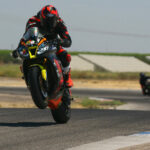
140,73,150,96
141,79,150,95
14,27,71,123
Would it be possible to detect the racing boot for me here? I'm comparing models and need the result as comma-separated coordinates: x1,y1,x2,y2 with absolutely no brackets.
63,67,73,88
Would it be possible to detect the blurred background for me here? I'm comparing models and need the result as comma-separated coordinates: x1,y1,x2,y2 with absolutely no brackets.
0,0,150,53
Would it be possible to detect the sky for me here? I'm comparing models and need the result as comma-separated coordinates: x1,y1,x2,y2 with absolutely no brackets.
0,0,150,53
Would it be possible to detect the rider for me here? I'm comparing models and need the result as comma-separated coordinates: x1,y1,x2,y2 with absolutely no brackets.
12,5,73,88
139,72,150,95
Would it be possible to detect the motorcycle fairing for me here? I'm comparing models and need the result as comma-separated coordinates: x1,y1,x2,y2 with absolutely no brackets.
48,96,62,110
46,54,64,109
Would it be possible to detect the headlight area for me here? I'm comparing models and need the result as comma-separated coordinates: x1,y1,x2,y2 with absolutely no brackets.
19,49,29,58
37,46,49,55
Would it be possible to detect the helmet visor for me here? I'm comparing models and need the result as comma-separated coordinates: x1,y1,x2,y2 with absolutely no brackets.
41,14,57,31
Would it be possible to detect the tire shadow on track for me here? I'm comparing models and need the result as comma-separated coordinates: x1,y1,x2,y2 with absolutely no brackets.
0,122,56,127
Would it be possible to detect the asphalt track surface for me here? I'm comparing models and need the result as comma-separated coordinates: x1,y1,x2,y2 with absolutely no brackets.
0,87,150,150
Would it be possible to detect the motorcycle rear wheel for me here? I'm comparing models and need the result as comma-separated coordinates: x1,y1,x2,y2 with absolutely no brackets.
28,66,48,109
51,89,71,123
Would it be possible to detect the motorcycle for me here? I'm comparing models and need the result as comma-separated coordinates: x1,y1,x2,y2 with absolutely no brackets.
140,73,150,96
15,27,72,123
141,79,150,95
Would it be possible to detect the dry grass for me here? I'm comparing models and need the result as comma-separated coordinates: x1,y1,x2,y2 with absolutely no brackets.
73,97,124,109
0,63,145,81
0,64,22,77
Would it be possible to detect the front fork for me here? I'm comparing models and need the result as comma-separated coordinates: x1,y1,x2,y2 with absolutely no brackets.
20,64,47,80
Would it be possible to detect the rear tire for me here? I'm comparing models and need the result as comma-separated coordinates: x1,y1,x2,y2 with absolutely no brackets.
51,89,71,123
28,67,48,109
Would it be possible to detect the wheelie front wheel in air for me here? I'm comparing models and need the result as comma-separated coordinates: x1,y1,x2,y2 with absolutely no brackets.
28,66,48,109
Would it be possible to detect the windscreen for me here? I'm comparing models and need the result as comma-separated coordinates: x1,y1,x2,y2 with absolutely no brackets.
23,27,43,42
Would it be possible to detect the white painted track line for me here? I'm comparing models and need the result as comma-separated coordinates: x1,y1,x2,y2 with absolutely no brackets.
67,132,150,150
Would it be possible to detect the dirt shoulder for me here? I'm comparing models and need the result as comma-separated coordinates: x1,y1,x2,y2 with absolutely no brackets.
0,77,140,90
73,79,140,90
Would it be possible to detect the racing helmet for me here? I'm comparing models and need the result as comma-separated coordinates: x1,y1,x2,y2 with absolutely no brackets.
140,72,145,78
140,72,145,77
40,5,59,31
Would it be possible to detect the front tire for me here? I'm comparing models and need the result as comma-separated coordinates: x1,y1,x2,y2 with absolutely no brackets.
28,66,48,109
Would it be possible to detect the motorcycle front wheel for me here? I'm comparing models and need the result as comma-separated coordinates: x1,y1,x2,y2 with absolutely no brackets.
28,66,48,109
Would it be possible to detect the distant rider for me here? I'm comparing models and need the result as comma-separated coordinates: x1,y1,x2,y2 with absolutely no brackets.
139,72,150,95
12,5,73,88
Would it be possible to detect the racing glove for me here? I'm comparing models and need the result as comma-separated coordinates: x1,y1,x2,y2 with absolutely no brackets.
57,38,71,48
12,49,18,58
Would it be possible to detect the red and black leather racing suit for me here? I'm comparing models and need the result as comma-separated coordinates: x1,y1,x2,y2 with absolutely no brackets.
17,12,73,87
19,12,72,69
